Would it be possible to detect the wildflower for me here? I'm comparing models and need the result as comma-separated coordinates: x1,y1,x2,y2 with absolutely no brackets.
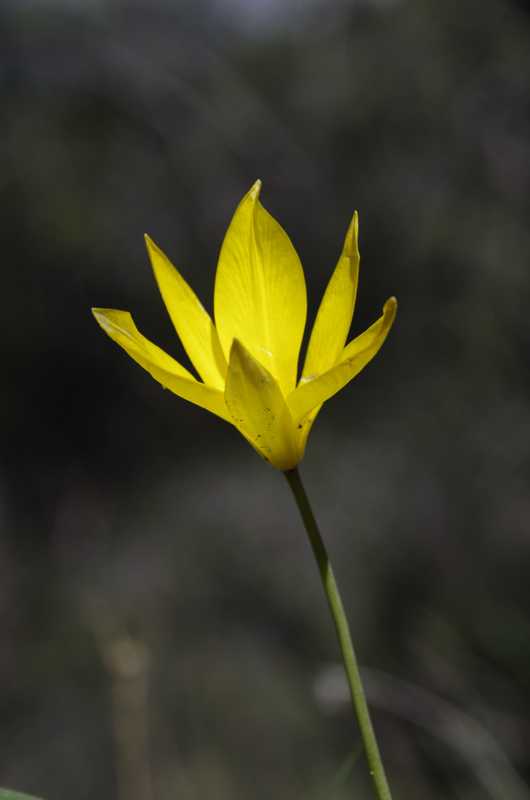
92,181,396,469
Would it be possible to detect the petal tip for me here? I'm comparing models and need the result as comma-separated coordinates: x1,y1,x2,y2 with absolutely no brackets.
91,307,106,322
248,179,262,200
228,337,245,360
92,307,132,329
144,233,160,256
343,211,359,257
383,296,398,321
91,307,114,333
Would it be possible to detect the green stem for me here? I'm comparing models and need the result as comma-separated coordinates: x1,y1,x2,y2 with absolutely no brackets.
284,467,393,800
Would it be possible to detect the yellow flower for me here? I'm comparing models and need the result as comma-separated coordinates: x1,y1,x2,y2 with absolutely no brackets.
92,181,396,470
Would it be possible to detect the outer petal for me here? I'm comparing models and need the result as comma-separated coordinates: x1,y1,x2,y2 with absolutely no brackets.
145,235,227,389
287,297,397,425
92,308,231,422
224,339,301,470
214,181,307,396
302,212,359,380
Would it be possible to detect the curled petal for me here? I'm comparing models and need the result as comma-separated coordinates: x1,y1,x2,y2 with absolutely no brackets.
224,339,301,470
302,212,359,379
145,235,227,389
288,297,397,425
214,181,307,396
92,308,230,421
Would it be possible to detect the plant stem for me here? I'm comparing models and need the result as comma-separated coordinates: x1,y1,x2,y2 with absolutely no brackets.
284,467,393,800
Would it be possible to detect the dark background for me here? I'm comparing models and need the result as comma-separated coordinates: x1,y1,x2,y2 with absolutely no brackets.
1,1,530,798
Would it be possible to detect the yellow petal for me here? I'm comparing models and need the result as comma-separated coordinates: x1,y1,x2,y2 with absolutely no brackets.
224,339,301,470
288,297,397,424
92,308,230,421
293,406,323,461
144,235,227,389
302,212,359,380
214,181,307,396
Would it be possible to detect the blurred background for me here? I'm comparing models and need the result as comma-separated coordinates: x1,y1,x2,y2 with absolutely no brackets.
1,0,530,798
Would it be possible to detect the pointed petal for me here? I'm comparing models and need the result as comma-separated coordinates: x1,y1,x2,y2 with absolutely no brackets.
302,212,359,380
214,181,307,396
92,308,230,421
144,235,227,389
224,338,301,470
288,297,397,424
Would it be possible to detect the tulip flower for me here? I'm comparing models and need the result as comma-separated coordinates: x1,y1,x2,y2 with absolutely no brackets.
92,181,398,800
92,181,396,469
